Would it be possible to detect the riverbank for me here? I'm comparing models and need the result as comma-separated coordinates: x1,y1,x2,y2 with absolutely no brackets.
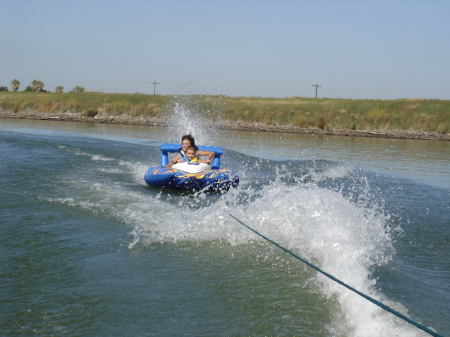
1,92,449,140
1,109,449,141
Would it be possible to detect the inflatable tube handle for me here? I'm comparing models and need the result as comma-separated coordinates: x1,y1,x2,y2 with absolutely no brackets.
159,144,179,166
160,151,169,166
198,145,222,169
211,157,220,170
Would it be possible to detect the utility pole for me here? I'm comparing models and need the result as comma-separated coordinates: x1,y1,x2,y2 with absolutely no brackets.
151,80,159,95
312,84,321,98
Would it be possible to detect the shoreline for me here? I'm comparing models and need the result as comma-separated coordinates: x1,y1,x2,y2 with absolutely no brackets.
1,109,449,141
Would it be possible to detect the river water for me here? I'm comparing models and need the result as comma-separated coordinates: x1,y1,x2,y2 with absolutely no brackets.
1,106,449,336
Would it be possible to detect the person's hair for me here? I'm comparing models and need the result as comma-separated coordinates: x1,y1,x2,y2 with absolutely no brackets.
181,134,195,147
185,145,196,153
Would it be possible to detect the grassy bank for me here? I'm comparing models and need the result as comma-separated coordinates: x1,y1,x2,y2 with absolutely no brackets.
0,91,168,117
1,91,449,135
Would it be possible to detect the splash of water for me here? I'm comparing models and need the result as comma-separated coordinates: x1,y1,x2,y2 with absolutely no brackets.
165,101,219,146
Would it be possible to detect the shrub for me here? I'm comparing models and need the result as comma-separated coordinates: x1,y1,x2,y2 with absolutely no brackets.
366,107,389,123
85,108,98,117
318,117,326,129
294,114,307,127
436,123,449,134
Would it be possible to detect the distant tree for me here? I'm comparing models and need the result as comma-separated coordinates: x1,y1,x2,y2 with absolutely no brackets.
30,79,45,92
11,79,20,91
31,80,38,91
55,86,64,93
0,86,8,91
72,86,85,92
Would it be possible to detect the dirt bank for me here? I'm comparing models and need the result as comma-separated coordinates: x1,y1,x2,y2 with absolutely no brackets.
1,109,449,141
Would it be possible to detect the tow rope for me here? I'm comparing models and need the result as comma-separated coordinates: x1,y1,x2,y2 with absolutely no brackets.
228,213,442,337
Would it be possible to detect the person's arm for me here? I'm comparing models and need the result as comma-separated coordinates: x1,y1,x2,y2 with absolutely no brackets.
197,150,214,164
167,154,180,168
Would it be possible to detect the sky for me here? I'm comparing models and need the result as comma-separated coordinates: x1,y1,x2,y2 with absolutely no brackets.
1,0,449,99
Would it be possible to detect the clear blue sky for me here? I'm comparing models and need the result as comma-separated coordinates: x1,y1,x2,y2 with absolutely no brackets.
1,0,449,99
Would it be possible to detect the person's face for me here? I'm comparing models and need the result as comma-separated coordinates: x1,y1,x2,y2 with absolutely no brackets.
181,139,191,151
185,149,195,160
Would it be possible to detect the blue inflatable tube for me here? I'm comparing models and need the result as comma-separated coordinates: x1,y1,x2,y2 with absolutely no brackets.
144,144,239,192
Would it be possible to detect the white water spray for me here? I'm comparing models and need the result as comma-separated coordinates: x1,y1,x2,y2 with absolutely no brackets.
166,102,219,146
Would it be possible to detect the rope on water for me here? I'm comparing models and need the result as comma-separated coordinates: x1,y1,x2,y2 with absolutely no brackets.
228,213,443,337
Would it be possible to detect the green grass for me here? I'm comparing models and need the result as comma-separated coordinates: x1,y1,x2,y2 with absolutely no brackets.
0,92,169,117
1,92,449,134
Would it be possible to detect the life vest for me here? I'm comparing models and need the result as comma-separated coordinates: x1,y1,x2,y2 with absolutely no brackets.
181,155,198,162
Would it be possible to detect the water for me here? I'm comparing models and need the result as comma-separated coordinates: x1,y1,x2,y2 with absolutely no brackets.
1,110,449,336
